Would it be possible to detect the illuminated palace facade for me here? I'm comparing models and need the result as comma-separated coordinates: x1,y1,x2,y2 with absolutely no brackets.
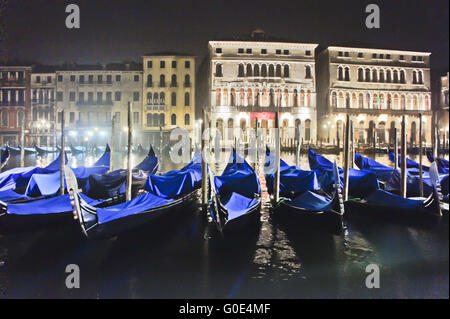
316,47,433,145
200,31,318,144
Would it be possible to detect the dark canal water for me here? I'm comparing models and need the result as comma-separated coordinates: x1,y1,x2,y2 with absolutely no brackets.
0,150,448,298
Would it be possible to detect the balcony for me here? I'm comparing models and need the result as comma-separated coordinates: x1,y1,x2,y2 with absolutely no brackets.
0,101,25,107
170,82,178,88
32,99,55,105
76,100,114,107
146,104,167,111
75,120,113,128
0,79,26,87
146,82,153,87
331,107,432,116
78,81,113,85
184,82,191,88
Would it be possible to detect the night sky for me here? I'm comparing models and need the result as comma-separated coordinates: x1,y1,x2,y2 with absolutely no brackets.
1,0,449,75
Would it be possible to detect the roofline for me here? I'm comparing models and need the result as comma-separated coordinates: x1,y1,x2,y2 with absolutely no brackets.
142,54,196,58
209,41,319,48
327,46,431,56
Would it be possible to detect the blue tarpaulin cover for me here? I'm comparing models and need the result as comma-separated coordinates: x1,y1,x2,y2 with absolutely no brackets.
388,152,430,171
308,149,379,197
355,153,395,182
264,151,320,196
0,152,68,192
427,154,449,174
145,152,202,198
364,189,425,210
0,189,30,202
286,190,334,211
6,193,102,215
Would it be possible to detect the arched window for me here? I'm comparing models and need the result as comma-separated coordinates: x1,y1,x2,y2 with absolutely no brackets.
268,65,274,77
418,71,423,84
239,89,245,106
153,92,159,104
171,114,176,125
344,67,350,81
373,93,379,108
352,93,357,108
425,95,430,109
393,94,399,109
146,113,152,126
305,119,311,141
410,121,417,144
306,90,311,107
389,121,396,145
238,64,245,77
230,89,235,106
400,95,406,109
184,114,190,125
269,89,274,106
246,64,252,77
359,93,364,108
365,68,371,82
254,89,260,106
379,70,385,82
215,64,222,77
358,68,364,81
171,74,177,87
284,65,290,78
261,64,267,77
372,69,378,82
387,94,392,109
393,70,399,83
413,95,418,109
33,107,38,121
147,92,152,104
171,92,176,106
338,92,345,108
147,74,153,87
184,74,190,87
216,89,221,106
366,93,371,108
276,65,282,77
400,70,406,83
412,71,417,84
300,90,305,106
160,92,165,104
254,64,260,77
293,89,298,107
386,70,392,83
338,66,343,81
184,92,190,106
223,89,228,106
247,89,253,106
159,113,165,126
331,91,337,107
283,89,289,107
160,74,165,87
345,93,350,108
379,94,385,109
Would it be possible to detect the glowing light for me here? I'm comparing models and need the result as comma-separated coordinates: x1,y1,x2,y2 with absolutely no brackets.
69,130,77,137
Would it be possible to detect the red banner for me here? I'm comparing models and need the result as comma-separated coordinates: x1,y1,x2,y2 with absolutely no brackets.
250,112,275,120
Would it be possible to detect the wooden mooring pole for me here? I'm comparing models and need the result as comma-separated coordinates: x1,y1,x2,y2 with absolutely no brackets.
401,115,407,198
126,102,133,201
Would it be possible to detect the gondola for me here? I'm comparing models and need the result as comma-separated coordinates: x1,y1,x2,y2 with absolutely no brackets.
209,150,261,233
87,146,159,199
56,145,72,153
35,145,58,156
355,153,449,199
388,152,429,171
308,149,379,198
69,152,202,239
6,145,36,156
345,162,443,220
1,147,10,170
70,145,86,155
265,149,344,230
0,145,110,202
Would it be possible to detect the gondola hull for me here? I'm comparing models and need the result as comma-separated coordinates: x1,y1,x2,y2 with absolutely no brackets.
214,199,261,234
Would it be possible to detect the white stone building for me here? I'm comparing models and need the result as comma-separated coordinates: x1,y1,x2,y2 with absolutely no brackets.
316,47,433,145
200,31,318,145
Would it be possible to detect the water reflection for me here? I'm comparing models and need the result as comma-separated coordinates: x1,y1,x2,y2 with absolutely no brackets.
0,150,448,298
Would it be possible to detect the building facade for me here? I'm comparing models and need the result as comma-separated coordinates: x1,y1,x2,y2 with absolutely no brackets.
200,31,318,145
316,47,433,145
30,71,56,146
141,53,196,146
55,67,143,148
0,66,31,146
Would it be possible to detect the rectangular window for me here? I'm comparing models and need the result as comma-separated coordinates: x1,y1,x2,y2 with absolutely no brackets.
246,48,252,54
147,61,153,68
185,61,190,68
344,52,349,57
386,54,391,59
114,112,120,123
276,49,282,55
238,48,244,54
172,61,177,68
69,112,75,123
36,76,41,83
106,75,112,84
78,92,84,102
106,112,111,122
79,75,85,84
358,52,364,58
399,55,405,61
115,75,120,82
58,75,63,82
160,61,165,68
57,112,62,123
115,91,121,101
69,91,75,101
216,48,222,54
134,75,139,82
261,49,267,54
338,51,343,57
283,50,289,55
88,75,94,84
88,92,94,102
56,92,63,101
305,50,311,56
133,92,139,101
412,56,417,61
47,76,51,83
97,92,103,103
70,75,75,82
106,92,112,101
133,112,139,124
372,53,377,59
